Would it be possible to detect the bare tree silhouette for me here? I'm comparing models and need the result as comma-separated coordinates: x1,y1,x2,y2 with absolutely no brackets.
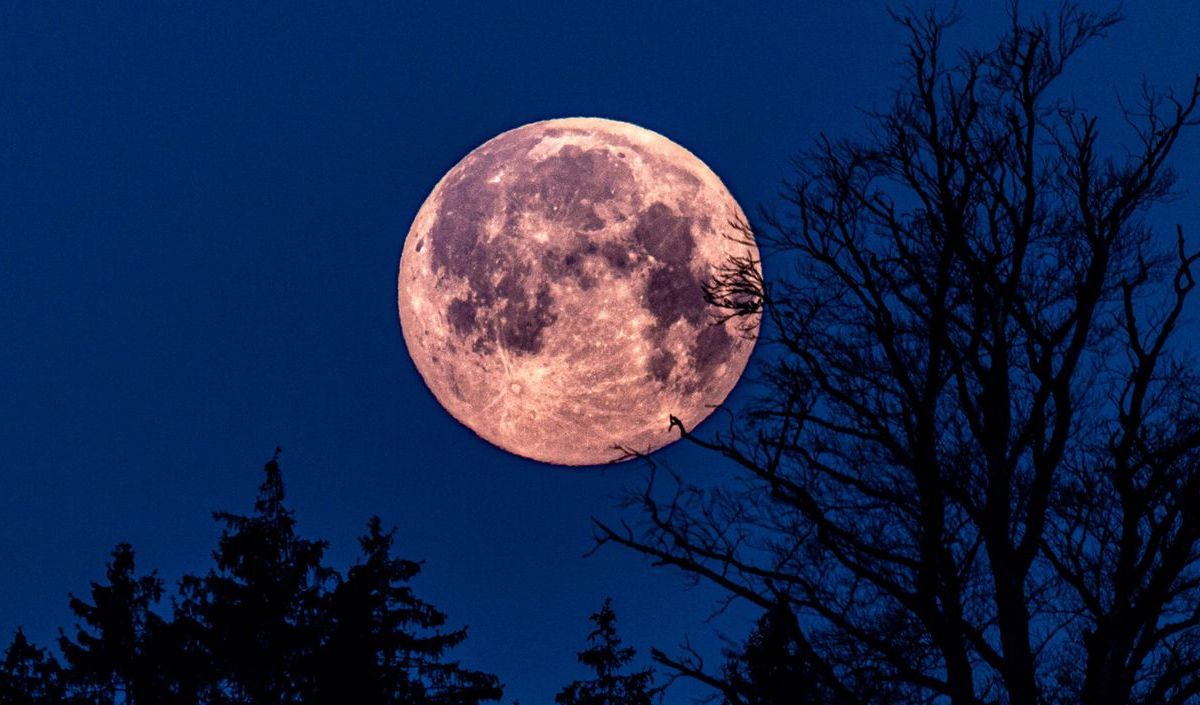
597,5,1200,705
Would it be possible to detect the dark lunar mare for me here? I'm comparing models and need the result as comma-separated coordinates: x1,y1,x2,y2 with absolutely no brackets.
426,127,738,391
629,201,736,387
691,323,734,385
428,133,637,356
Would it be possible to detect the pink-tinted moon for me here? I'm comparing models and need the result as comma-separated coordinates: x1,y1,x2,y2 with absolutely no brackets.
398,117,759,466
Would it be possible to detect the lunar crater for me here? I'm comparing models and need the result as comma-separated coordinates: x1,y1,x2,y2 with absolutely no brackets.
400,117,759,465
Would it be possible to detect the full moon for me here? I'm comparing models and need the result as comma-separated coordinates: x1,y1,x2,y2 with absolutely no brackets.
398,117,759,465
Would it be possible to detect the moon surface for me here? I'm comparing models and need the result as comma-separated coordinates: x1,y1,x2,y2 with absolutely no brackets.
398,117,759,465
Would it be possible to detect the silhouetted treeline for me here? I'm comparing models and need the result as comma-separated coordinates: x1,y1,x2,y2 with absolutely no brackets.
0,452,503,705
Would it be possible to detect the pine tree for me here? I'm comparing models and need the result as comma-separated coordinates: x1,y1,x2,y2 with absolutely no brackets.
129,592,217,705
721,602,825,705
0,629,74,705
182,451,332,705
555,599,653,705
58,543,164,705
314,516,502,705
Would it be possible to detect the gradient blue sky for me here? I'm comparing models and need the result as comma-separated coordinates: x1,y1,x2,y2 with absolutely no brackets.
3,2,1198,703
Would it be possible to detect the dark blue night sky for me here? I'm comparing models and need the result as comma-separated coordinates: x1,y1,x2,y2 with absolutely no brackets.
3,2,1198,703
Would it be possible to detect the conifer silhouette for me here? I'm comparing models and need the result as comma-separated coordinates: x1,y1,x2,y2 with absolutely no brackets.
0,629,75,705
315,516,502,705
555,599,653,705
58,543,163,705
720,602,841,705
178,451,334,704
